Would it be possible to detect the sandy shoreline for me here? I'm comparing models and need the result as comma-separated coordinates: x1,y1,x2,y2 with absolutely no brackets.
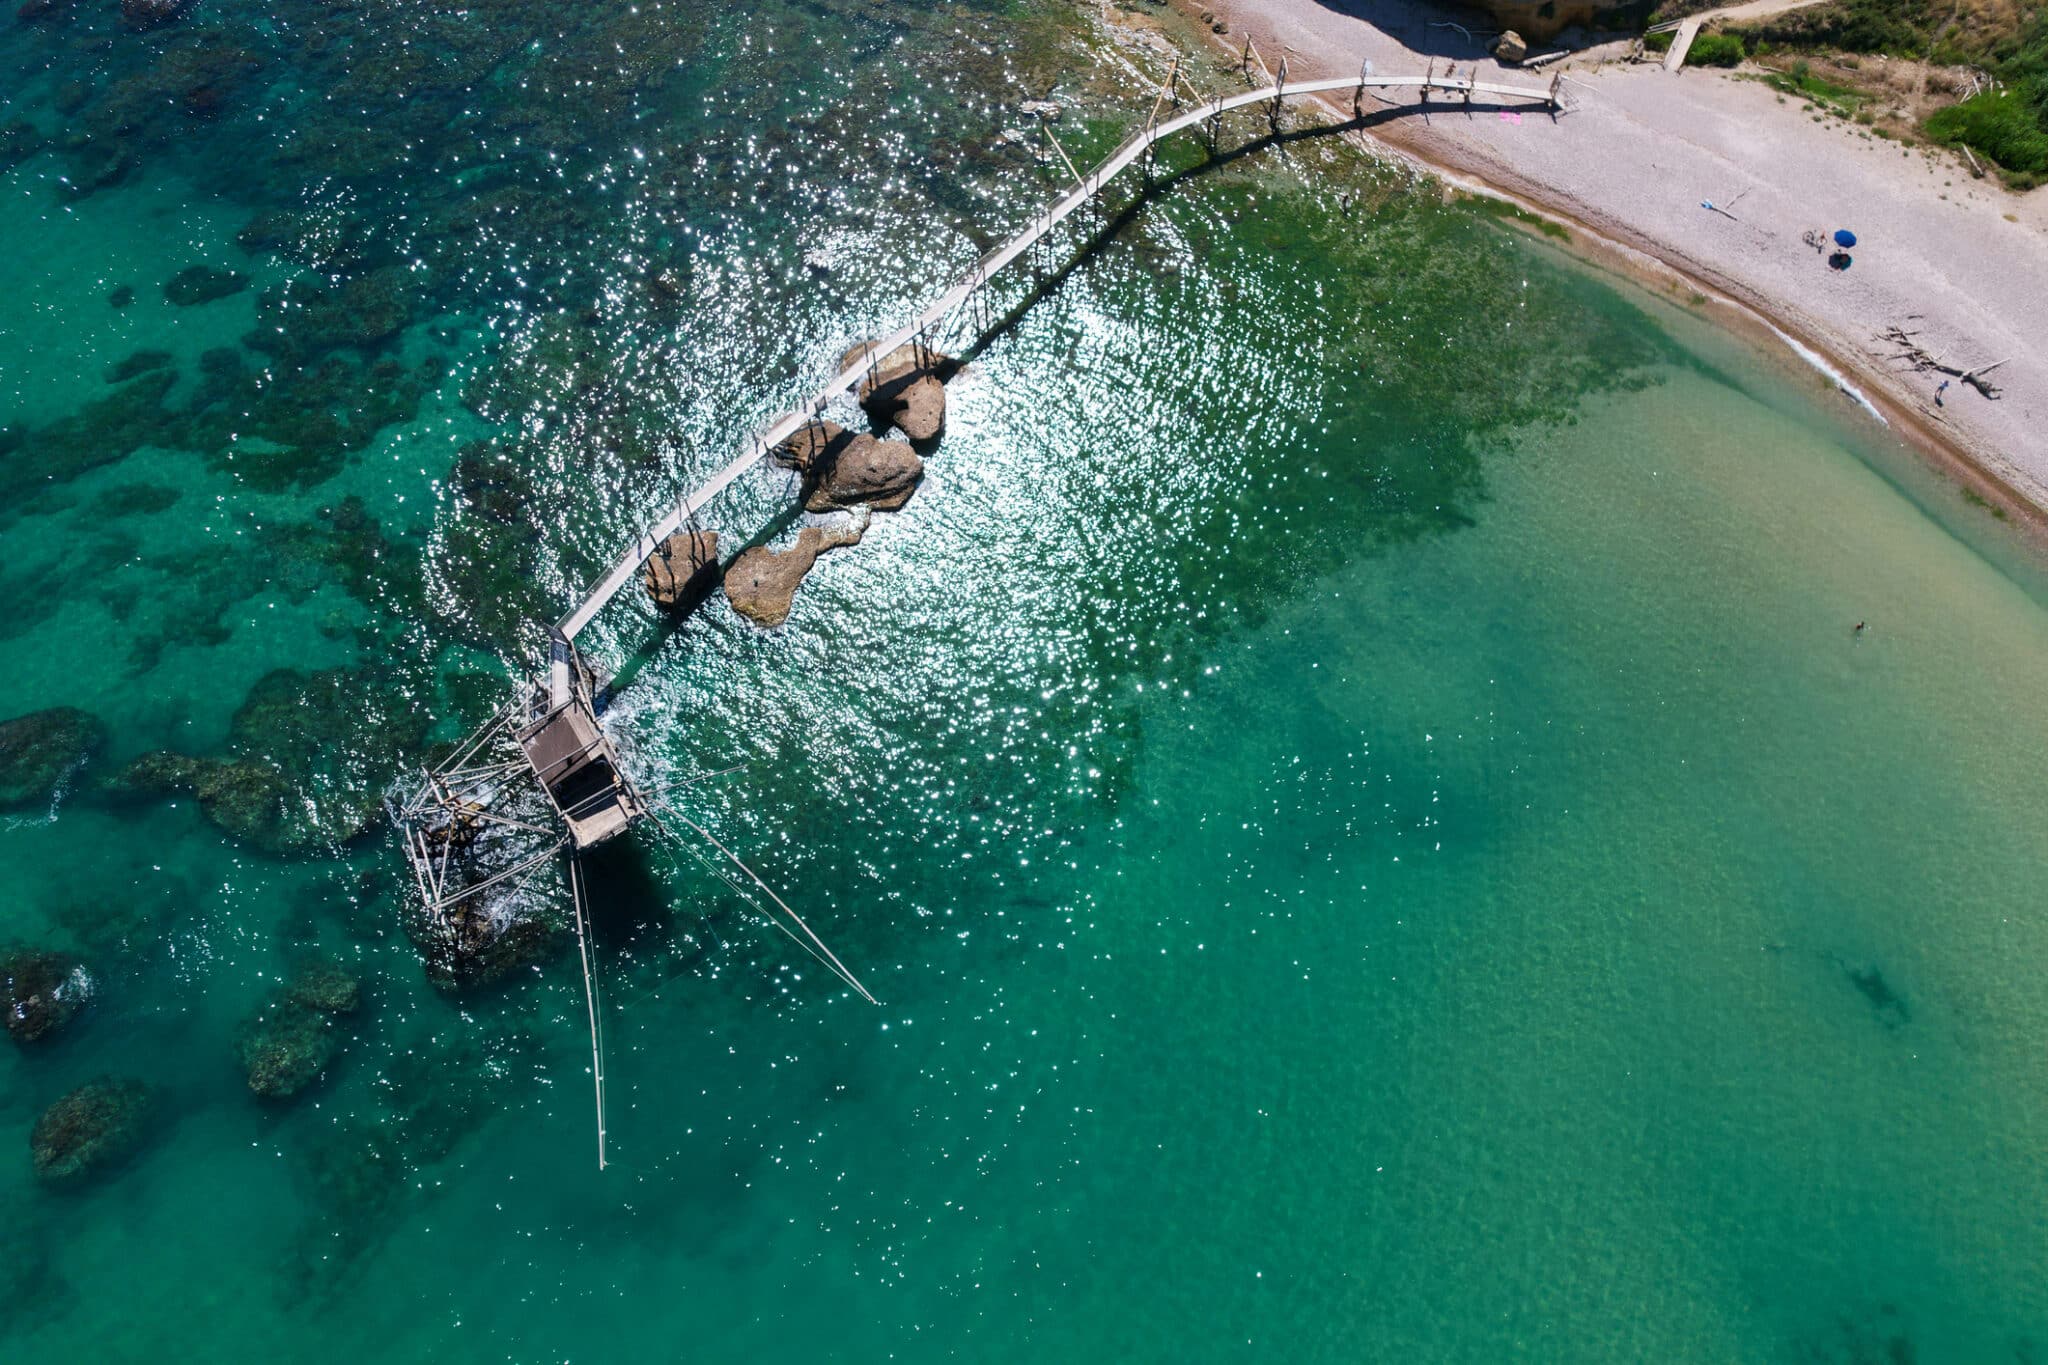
1146,0,2048,539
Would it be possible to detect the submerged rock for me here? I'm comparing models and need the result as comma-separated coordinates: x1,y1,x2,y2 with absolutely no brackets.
285,963,361,1014
0,119,43,175
163,264,247,306
1,947,91,1044
109,668,424,854
643,527,720,613
30,1078,153,1183
106,348,174,383
406,894,567,994
107,284,135,309
119,0,188,30
724,513,870,627
0,706,103,808
237,965,359,1100
804,433,922,513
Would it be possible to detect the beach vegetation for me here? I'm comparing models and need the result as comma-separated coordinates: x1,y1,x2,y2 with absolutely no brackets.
1926,87,2048,183
1688,32,1748,66
1734,0,2048,182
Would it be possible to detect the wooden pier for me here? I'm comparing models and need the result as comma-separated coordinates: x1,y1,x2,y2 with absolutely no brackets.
550,59,1563,656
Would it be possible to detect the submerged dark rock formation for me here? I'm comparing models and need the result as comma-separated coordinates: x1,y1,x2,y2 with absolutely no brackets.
30,1078,153,1183
237,964,361,1100
110,668,424,854
0,119,43,175
119,0,188,31
163,263,247,306
106,348,174,383
724,513,870,627
405,895,567,994
0,706,103,808
643,527,721,613
2,946,91,1044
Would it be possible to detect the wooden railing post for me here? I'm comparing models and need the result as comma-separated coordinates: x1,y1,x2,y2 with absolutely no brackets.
1353,57,1370,119
1269,58,1288,130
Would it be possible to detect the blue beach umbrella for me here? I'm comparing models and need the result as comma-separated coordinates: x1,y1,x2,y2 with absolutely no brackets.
1834,229,1858,248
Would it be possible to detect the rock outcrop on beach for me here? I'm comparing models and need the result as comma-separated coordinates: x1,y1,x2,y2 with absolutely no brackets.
804,433,923,513
643,527,721,612
2,946,91,1044
237,964,361,1100
0,706,103,808
1492,30,1529,65
30,1078,153,1183
724,513,870,627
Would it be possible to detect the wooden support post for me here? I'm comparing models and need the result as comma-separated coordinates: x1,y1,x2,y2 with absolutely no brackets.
1422,59,1433,104
1269,58,1288,130
1241,35,1253,80
1549,71,1563,112
1353,57,1369,119
1463,64,1473,105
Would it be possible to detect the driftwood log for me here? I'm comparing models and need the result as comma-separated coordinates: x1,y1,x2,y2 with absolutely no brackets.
1875,321,2007,399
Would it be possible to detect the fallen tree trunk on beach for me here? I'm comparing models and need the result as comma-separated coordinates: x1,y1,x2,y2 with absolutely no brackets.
1875,322,2007,399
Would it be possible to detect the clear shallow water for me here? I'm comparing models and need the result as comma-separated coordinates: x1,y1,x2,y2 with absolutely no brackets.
3,2,2047,1361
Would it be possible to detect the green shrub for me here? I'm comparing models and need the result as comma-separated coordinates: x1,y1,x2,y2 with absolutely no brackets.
1645,28,1673,52
1688,32,1747,65
1926,87,2048,179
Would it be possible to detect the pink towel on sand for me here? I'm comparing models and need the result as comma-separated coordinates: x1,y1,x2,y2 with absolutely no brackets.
1498,111,1523,125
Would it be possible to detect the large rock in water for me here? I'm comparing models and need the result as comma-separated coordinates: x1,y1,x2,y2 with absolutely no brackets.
643,527,720,612
804,433,922,513
0,707,103,808
724,513,871,627
772,419,851,475
844,340,953,442
2,947,92,1045
30,1078,153,1183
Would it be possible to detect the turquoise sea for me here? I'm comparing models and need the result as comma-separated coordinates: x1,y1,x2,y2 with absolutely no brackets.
4,2,2047,1360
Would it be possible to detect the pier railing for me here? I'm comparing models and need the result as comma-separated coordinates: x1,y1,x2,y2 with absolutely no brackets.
552,60,1561,648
